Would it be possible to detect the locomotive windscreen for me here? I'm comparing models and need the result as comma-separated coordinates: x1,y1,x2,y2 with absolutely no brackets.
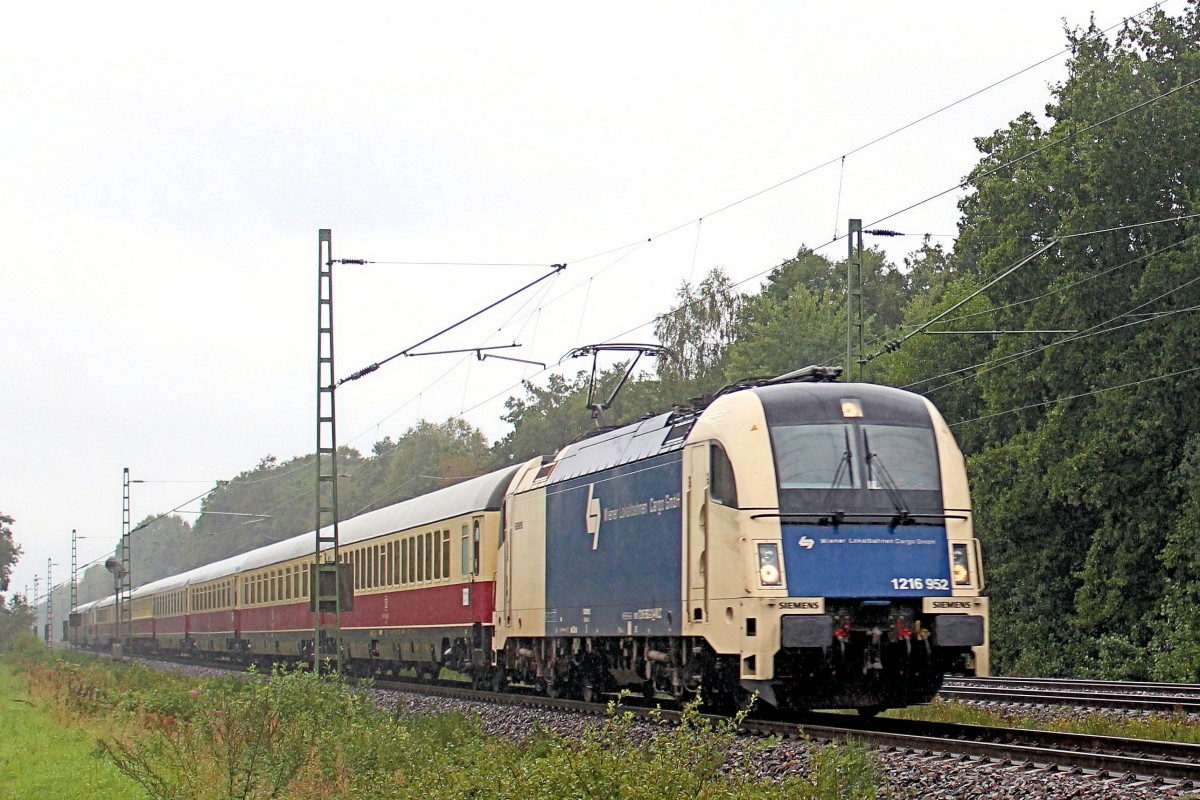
771,423,939,492
755,383,944,517
755,383,953,598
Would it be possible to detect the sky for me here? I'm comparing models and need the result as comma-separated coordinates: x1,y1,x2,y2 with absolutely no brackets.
2,1,1182,610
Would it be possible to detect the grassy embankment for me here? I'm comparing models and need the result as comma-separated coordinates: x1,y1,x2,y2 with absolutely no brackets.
1,652,889,800
0,659,143,799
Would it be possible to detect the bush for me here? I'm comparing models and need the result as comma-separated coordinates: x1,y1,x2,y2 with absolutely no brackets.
37,660,890,800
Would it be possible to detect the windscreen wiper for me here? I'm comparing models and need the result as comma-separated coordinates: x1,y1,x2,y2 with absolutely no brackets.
864,429,911,525
816,427,855,520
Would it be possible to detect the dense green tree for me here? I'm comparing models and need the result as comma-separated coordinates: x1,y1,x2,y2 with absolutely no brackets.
653,267,743,400
349,417,496,515
945,5,1200,675
493,365,671,465
0,512,19,592
0,513,35,650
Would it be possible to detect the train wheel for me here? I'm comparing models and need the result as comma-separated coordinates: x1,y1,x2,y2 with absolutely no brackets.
490,668,507,693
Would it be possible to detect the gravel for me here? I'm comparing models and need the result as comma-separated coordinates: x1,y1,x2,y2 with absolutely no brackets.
123,657,1197,798
373,688,1196,799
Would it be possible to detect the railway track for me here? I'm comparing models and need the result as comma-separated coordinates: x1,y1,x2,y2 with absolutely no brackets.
383,679,1200,788
80,652,1200,789
941,676,1200,713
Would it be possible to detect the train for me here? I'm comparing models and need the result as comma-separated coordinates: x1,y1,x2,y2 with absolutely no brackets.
71,366,988,714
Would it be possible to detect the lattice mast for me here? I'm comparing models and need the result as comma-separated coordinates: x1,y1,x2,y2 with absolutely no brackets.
70,529,77,619
120,467,132,652
313,229,343,672
846,219,864,381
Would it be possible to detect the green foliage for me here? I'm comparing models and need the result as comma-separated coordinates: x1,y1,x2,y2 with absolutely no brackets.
0,592,37,654
805,738,888,800
98,665,380,800
933,5,1200,677
493,370,599,464
0,511,21,592
493,366,678,465
890,698,1200,746
33,661,887,800
0,662,144,800
654,266,743,398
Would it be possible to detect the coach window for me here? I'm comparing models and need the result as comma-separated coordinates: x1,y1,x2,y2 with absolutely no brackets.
472,518,481,576
415,535,424,582
433,534,442,580
441,531,450,580
373,544,381,587
710,443,738,507
461,525,469,576
425,532,433,581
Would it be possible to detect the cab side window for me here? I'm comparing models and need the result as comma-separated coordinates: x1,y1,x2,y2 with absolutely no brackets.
711,443,738,507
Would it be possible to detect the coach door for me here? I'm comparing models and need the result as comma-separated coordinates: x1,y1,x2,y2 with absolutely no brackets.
683,442,710,625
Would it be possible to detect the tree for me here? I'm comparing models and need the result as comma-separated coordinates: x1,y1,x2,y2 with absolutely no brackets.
940,5,1200,675
654,267,743,398
0,513,34,651
0,513,19,592
494,367,657,465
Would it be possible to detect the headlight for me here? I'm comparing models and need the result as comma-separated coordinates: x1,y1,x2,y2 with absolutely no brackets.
952,543,971,585
757,543,782,586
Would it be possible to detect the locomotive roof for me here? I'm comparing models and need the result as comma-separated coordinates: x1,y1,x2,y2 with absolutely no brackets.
750,381,935,426
543,379,933,485
547,410,691,484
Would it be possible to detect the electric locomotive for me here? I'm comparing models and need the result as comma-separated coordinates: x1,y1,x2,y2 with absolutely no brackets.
493,366,987,712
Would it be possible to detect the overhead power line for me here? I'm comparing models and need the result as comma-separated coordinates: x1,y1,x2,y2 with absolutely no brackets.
950,365,1200,427
337,264,566,386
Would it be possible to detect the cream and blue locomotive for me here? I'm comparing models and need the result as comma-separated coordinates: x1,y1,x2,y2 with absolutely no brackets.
493,366,987,712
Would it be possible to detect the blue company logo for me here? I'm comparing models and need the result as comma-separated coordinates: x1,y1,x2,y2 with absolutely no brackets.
798,536,815,550
585,483,601,550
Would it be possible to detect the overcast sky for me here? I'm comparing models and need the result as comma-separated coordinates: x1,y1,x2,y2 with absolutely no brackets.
3,1,1178,606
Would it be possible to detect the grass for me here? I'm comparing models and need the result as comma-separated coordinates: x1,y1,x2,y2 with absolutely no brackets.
5,654,894,800
883,697,1200,743
0,660,145,800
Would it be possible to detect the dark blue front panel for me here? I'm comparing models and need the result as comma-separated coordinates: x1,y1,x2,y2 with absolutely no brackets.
782,524,952,598
545,452,683,636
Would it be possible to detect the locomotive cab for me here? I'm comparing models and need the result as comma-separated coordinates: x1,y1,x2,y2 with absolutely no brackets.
685,379,988,711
